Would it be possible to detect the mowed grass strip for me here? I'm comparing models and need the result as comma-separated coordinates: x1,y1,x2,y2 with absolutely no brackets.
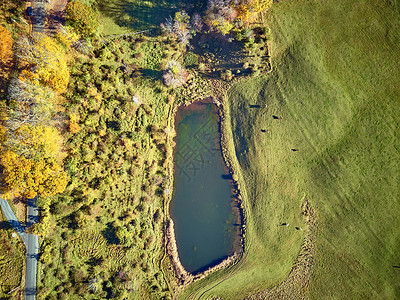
179,0,400,298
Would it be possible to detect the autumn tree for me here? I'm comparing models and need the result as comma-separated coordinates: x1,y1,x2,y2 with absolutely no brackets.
237,0,273,22
206,0,237,35
0,25,14,84
15,33,70,93
66,0,99,36
5,124,63,160
191,13,204,32
0,25,13,66
0,124,68,199
55,25,80,48
68,113,81,133
161,11,192,45
7,77,57,130
206,0,273,34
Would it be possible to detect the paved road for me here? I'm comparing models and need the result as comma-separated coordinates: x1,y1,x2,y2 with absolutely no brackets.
32,0,47,33
25,198,39,300
0,197,39,300
0,199,27,242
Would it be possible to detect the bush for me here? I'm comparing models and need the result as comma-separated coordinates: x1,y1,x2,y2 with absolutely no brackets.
242,28,253,38
184,52,198,67
162,60,188,88
221,69,233,81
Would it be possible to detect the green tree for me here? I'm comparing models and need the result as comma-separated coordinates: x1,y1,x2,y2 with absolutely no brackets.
116,225,134,247
66,1,99,36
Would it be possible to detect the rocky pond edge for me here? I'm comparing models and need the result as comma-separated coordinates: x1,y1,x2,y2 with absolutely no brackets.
164,94,247,286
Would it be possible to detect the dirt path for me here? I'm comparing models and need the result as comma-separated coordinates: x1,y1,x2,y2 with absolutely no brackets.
26,0,66,35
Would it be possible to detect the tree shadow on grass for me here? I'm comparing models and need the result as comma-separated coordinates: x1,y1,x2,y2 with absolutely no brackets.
87,256,103,267
190,32,253,79
98,0,201,31
102,222,120,244
141,68,163,81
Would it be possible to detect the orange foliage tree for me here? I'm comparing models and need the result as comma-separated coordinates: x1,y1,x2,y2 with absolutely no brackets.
68,113,81,133
0,25,13,65
0,25,14,84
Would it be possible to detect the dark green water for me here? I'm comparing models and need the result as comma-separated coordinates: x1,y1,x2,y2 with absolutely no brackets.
171,101,237,274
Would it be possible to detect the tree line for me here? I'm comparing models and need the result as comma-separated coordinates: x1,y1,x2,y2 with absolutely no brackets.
0,0,100,201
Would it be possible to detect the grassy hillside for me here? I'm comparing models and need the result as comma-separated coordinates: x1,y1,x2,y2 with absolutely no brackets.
179,0,400,298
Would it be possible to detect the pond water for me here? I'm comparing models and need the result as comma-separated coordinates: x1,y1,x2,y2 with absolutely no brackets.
170,101,239,274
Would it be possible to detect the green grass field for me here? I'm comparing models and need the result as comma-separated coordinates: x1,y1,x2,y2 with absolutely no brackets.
179,0,400,298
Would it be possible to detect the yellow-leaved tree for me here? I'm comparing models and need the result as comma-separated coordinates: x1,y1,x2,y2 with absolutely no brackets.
16,33,69,93
65,1,99,36
0,124,68,199
237,0,273,22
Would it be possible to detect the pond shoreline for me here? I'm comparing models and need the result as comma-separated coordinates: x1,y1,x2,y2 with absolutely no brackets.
165,95,246,286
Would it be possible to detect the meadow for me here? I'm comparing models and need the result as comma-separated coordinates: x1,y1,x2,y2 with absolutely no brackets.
178,0,400,298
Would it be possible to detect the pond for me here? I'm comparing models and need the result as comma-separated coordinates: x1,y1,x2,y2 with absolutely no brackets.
170,100,240,274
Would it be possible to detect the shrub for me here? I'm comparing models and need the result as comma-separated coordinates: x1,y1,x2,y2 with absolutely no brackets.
184,52,198,67
162,60,189,88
